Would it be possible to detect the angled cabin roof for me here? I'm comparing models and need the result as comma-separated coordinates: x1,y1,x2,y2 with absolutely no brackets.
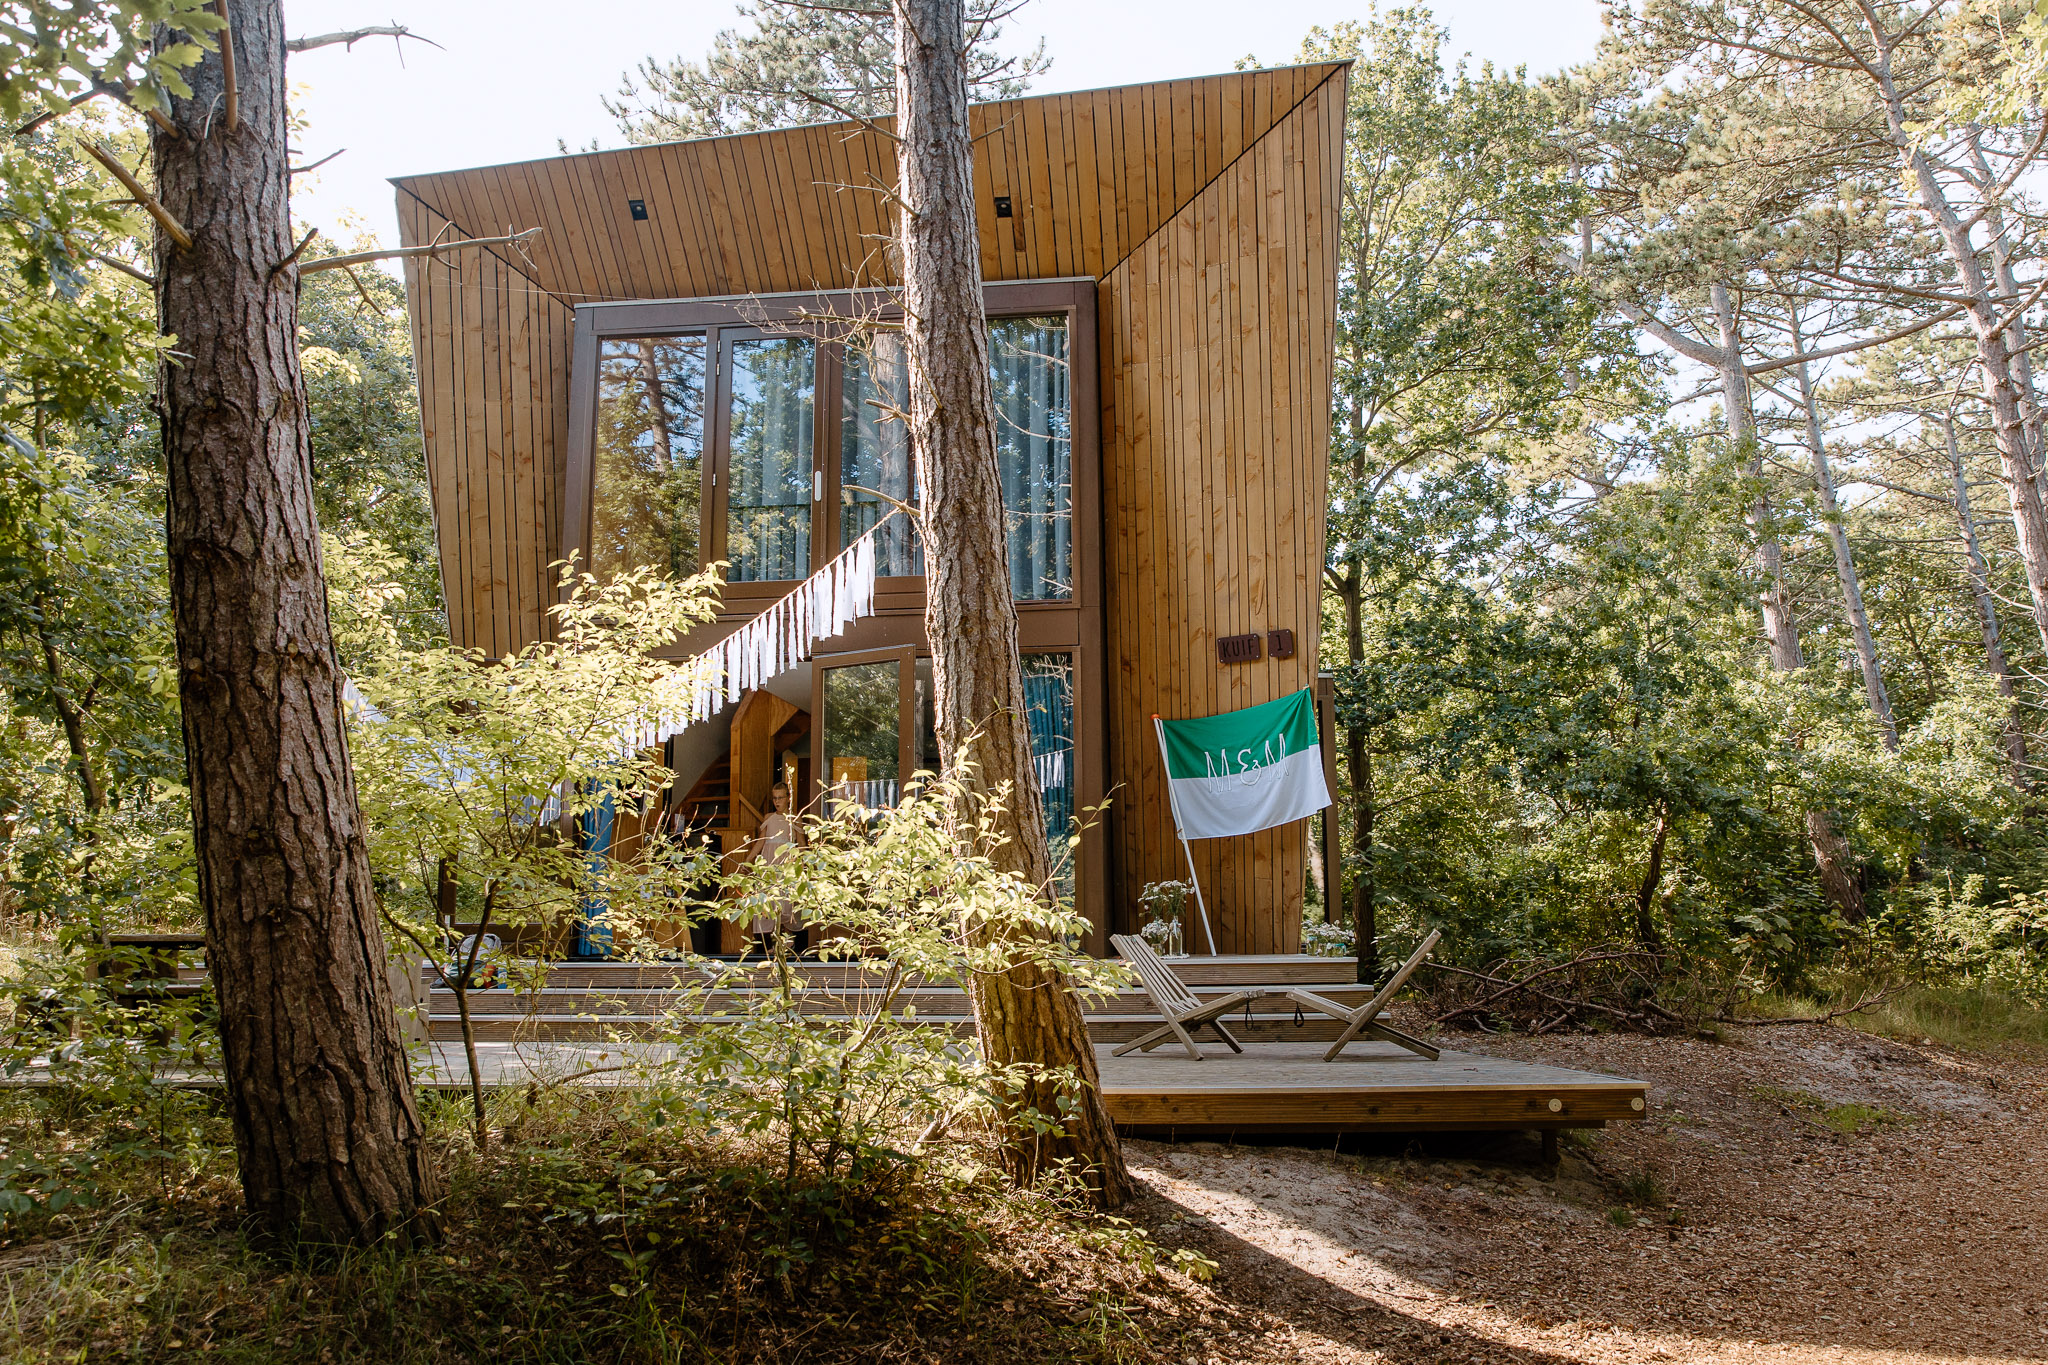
390,62,1348,302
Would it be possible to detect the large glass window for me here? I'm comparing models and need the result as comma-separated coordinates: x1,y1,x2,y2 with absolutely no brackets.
725,336,815,582
584,309,1073,600
590,336,706,582
840,336,922,577
992,317,1072,601
823,660,900,812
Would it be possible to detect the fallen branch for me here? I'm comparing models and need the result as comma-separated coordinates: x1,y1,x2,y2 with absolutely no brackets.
1426,961,1668,1029
81,142,191,250
1417,945,1694,1036
298,226,543,274
286,25,441,54
1424,950,1662,1021
1719,985,1904,1028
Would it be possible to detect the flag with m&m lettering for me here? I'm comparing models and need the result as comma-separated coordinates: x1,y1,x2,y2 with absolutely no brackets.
1154,688,1331,840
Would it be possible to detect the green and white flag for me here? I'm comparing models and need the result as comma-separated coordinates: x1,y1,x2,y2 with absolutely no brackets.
1155,688,1331,840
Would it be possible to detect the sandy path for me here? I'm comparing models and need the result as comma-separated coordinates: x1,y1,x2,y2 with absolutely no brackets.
1125,1025,2047,1365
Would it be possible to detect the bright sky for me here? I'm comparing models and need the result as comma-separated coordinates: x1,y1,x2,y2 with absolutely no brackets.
284,0,1607,255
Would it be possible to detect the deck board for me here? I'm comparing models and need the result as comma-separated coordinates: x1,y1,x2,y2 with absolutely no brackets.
1096,1041,1647,1134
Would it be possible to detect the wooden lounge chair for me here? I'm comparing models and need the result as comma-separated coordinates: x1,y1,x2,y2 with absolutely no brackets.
1285,928,1444,1062
1109,933,1256,1060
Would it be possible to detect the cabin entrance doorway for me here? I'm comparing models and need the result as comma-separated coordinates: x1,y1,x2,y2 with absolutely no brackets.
664,687,812,954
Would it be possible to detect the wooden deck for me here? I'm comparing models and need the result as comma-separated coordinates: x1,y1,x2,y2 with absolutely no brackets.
1095,1040,1647,1136
136,954,1651,1138
399,1037,1647,1139
12,1040,1645,1142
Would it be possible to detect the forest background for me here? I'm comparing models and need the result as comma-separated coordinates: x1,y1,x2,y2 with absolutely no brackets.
4,0,2047,1057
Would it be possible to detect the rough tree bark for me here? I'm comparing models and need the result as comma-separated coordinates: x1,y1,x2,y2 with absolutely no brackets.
1787,309,1897,751
1966,130,2046,487
1335,563,1379,983
151,0,437,1243
1634,803,1668,956
891,0,1130,1207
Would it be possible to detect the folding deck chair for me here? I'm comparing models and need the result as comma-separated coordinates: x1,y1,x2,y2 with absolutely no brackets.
1285,928,1444,1062
1109,934,1256,1060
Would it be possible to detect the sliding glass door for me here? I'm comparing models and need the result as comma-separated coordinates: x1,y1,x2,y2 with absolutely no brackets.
816,649,1073,889
821,658,902,812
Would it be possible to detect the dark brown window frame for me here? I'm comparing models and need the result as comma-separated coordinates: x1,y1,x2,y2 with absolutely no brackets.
563,278,1099,628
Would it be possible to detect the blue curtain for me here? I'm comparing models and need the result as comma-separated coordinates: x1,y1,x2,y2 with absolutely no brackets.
1022,655,1075,894
572,787,615,959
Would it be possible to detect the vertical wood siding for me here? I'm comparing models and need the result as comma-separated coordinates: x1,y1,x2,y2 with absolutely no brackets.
1098,71,1344,954
397,193,574,658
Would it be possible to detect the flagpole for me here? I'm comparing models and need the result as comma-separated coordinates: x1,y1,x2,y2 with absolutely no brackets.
1154,716,1219,955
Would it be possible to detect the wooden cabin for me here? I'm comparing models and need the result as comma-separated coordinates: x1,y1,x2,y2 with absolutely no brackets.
391,62,1347,955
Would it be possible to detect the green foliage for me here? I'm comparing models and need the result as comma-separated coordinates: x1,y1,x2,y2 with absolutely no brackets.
0,1087,1207,1363
632,774,1130,1188
299,249,445,648
350,557,721,968
1308,5,2048,1014
608,0,1047,144
0,934,219,1229
0,1,221,127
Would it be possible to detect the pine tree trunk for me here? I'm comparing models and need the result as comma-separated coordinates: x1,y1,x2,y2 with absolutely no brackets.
1634,804,1668,956
1337,564,1378,982
891,0,1129,1207
151,0,437,1243
1873,72,2048,659
1788,311,1896,751
1710,287,1864,922
1712,286,1805,672
1966,132,2046,487
1945,418,2030,783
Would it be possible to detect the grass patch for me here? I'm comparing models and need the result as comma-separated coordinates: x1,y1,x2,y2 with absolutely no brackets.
1612,1166,1668,1209
1744,980,2048,1054
1751,1085,1911,1136
1605,1207,1636,1229
0,1088,1220,1364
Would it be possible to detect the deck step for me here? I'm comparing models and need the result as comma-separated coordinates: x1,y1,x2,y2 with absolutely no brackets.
461,956,1365,991
426,1012,1365,1044
423,984,1374,1017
